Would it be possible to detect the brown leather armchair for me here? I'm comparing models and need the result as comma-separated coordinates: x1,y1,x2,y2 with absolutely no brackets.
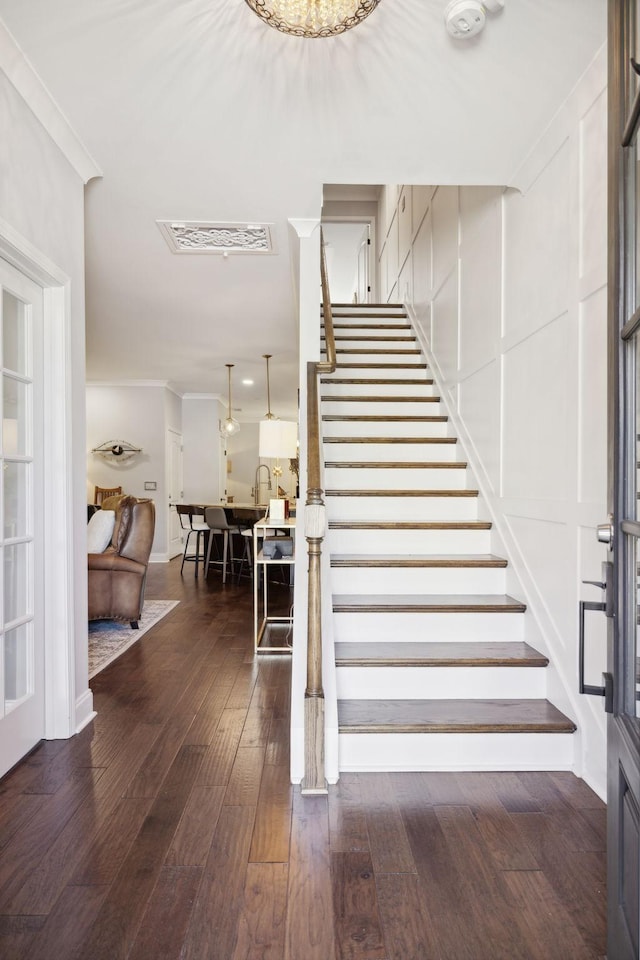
88,496,155,629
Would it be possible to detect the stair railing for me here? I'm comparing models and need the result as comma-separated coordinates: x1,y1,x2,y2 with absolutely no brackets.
301,229,335,795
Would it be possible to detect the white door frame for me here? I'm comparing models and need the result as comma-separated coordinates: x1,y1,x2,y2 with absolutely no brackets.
321,215,377,302
166,427,183,559
0,216,77,740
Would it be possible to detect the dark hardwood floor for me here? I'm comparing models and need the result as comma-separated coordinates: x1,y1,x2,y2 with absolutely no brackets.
0,559,606,959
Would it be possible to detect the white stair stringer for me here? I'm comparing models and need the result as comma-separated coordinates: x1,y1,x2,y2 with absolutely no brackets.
318,302,576,773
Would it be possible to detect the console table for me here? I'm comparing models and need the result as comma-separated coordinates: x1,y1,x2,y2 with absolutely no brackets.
253,516,295,654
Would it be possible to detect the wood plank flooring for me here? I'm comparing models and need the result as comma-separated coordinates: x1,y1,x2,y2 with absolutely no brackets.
0,559,606,959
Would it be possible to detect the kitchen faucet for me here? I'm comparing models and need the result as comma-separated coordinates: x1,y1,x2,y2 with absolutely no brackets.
254,463,272,505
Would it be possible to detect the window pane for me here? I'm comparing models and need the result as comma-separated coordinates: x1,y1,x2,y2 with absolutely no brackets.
3,377,28,457
4,542,29,625
4,462,29,539
2,290,28,376
637,336,640,522
4,622,30,704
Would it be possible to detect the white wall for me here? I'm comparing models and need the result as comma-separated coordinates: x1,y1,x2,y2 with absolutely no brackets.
0,26,100,734
86,384,175,558
322,222,366,304
181,396,224,506
378,49,608,797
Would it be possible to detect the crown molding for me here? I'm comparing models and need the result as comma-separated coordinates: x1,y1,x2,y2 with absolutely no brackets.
86,379,170,389
0,17,101,184
182,392,222,401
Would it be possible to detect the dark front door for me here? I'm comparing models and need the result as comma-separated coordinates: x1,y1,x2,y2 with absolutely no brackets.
608,4,640,957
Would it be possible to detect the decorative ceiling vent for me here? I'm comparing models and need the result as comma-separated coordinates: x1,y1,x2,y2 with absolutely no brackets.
157,221,274,255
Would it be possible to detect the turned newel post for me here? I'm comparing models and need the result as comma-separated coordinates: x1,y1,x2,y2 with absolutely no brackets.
301,364,328,795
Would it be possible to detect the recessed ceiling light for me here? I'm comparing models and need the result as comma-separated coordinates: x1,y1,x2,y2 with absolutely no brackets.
242,379,254,385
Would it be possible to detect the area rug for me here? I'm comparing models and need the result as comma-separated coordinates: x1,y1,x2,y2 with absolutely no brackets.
88,599,180,678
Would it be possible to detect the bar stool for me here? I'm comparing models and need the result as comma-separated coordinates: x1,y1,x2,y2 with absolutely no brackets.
176,505,208,577
204,507,241,584
236,523,261,584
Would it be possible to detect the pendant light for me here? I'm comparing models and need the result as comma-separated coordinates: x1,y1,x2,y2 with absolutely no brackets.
258,351,298,498
263,353,275,420
220,364,240,438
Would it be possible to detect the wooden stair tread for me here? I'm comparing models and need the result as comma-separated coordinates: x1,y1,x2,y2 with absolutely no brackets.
326,489,478,498
327,302,405,308
334,362,428,369
323,435,457,442
335,641,548,667
332,348,422,354
321,378,433,385
331,554,507,568
323,335,416,342
328,520,492,530
328,310,407,317
321,395,439,402
337,699,576,734
324,461,467,469
333,594,526,613
323,417,447,424
328,303,407,317
327,323,412,330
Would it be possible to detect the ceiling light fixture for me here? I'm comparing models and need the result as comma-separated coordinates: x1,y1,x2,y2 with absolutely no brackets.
444,0,504,40
220,364,240,438
244,0,380,38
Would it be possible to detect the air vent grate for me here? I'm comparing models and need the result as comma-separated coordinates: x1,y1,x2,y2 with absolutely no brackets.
157,221,274,254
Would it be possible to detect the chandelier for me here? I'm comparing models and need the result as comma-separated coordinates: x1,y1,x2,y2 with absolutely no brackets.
244,0,381,38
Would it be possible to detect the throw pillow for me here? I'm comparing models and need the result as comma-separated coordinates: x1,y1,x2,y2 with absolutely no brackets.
87,509,116,553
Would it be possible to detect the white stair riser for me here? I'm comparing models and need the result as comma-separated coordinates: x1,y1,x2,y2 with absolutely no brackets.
324,326,412,337
324,466,468,489
330,336,411,343
321,381,436,397
328,344,419,359
333,610,525,643
338,732,574,772
332,366,429,380
330,566,506,594
336,666,546,700
327,528,492,553
322,421,450,438
322,400,440,417
329,353,425,366
326,495,478,521
323,440,458,459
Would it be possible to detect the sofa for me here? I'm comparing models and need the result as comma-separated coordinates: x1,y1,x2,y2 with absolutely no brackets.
88,495,155,628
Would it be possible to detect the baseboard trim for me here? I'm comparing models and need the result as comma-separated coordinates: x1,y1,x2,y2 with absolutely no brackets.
75,688,96,734
150,552,170,563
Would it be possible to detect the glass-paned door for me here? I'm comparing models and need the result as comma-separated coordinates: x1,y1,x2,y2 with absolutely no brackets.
0,258,44,778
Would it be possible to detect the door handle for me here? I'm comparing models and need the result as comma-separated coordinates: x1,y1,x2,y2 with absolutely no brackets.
578,600,613,711
579,563,614,713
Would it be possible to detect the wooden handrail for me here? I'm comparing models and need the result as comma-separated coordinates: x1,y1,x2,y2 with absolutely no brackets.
301,228,335,795
319,228,336,374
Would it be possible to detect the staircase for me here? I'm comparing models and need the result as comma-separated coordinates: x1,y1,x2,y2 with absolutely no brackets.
320,302,576,772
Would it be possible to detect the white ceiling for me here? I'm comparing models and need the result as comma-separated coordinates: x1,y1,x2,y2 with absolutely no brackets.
0,0,606,419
